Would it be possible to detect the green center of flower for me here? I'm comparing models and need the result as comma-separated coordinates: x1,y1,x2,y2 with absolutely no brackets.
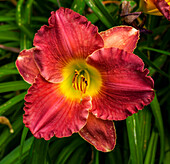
60,59,102,100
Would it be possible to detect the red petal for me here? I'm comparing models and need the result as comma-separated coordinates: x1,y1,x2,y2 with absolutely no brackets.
79,113,116,152
16,48,39,84
154,0,170,20
24,75,92,140
33,7,104,83
87,47,154,120
100,26,139,53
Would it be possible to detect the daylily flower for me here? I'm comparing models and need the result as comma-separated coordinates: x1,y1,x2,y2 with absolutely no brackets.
140,0,170,20
16,8,154,152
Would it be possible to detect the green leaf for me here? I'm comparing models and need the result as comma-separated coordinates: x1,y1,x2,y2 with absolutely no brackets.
126,113,143,164
84,0,113,28
0,62,16,69
91,149,99,164
0,81,30,93
55,137,85,164
164,131,170,164
144,129,158,164
66,143,90,164
26,138,49,164
141,47,170,56
0,31,20,41
149,55,167,76
150,93,165,164
0,69,18,78
93,0,115,25
48,135,77,160
0,16,15,22
138,107,152,159
0,25,18,31
32,17,48,23
0,92,26,115
86,4,117,25
25,0,34,25
16,0,34,40
71,0,86,15
0,137,34,164
135,49,170,78
86,13,99,24
20,126,29,164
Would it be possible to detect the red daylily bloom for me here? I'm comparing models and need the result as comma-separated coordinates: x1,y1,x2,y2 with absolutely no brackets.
16,8,154,152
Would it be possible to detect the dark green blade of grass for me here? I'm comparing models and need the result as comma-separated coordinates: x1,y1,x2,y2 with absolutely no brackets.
71,0,86,15
149,55,167,76
0,137,34,164
26,138,49,164
144,129,158,164
19,126,29,164
91,149,99,164
105,147,123,164
0,62,16,69
48,135,78,161
138,107,152,159
86,4,115,25
84,0,112,28
93,0,115,25
2,42,20,48
16,0,34,39
135,49,170,78
141,47,170,56
67,143,90,164
123,126,129,164
0,69,18,78
25,0,34,25
164,130,170,164
150,93,165,164
0,16,15,22
0,81,30,93
0,31,20,41
126,113,143,164
55,137,85,164
0,92,26,115
0,25,18,31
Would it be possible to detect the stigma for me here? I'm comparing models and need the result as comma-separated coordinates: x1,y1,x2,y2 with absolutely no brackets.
72,69,90,94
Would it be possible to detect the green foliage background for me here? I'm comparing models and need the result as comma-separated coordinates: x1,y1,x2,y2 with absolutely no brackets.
0,0,170,163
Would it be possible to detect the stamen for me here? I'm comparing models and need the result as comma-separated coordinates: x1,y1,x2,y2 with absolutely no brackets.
83,80,88,93
85,80,88,86
72,70,78,83
76,75,79,90
80,75,84,92
72,70,79,90
72,69,90,94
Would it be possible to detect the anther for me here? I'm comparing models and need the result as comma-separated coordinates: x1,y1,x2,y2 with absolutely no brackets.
72,69,90,94
85,80,88,86
80,75,83,92
72,70,79,90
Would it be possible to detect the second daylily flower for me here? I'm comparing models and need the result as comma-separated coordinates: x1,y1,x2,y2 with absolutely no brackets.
16,7,154,152
140,0,170,20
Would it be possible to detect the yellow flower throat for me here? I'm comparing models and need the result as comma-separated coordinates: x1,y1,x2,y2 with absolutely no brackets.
60,59,102,100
